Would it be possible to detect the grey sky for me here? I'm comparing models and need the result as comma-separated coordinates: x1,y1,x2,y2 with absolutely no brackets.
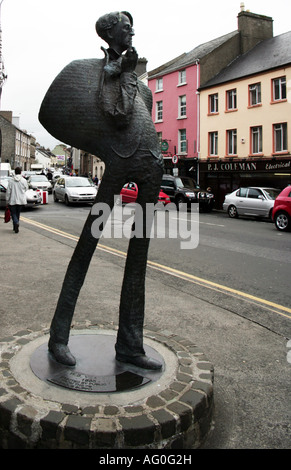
1,0,290,149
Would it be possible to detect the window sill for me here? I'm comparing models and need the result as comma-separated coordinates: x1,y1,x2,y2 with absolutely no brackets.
270,99,287,105
272,151,289,156
207,112,219,116
225,109,238,113
247,104,262,109
177,83,187,87
155,89,163,93
248,153,264,157
177,116,187,120
154,120,163,124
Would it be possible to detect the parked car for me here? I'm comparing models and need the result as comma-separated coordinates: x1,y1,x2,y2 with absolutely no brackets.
119,182,170,205
53,176,97,205
272,186,291,231
160,175,214,211
0,178,42,208
28,174,52,194
223,187,281,219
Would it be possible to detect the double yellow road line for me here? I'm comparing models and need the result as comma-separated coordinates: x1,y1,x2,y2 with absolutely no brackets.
22,216,291,320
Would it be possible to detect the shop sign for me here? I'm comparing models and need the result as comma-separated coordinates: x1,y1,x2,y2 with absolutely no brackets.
206,159,291,173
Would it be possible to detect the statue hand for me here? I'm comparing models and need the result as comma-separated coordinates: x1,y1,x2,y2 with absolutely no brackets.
121,47,138,73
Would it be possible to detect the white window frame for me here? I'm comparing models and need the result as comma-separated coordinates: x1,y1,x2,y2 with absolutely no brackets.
155,101,163,122
178,95,187,118
274,123,288,152
251,126,263,154
178,129,187,154
249,83,261,106
156,77,163,92
209,132,218,156
272,76,286,101
226,89,237,110
227,129,237,155
178,69,186,85
209,93,219,113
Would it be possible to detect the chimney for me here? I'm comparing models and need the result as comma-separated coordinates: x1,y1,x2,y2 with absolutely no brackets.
238,9,273,54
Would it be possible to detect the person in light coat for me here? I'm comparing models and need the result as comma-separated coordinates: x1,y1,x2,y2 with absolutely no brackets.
6,167,28,233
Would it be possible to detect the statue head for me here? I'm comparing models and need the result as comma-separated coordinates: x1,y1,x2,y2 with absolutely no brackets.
96,11,134,54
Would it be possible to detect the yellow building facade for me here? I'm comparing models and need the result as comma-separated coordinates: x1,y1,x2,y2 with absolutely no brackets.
199,62,291,208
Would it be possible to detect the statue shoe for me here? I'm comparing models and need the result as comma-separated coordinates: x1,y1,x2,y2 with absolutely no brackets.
48,339,76,366
116,353,163,370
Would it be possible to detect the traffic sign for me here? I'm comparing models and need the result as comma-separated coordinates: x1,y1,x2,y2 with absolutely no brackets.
172,155,178,165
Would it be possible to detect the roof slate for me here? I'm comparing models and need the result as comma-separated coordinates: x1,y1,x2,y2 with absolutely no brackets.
200,31,291,89
148,31,239,79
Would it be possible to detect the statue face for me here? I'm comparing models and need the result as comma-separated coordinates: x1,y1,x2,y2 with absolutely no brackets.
109,13,134,53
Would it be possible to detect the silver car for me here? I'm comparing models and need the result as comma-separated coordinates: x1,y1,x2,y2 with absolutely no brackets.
28,174,52,194
53,176,97,205
0,178,42,208
223,187,281,219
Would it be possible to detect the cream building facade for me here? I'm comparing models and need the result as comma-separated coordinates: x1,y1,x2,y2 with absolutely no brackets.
199,32,291,208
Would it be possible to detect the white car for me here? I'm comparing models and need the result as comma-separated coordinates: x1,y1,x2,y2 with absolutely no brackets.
223,187,281,219
0,178,42,208
53,176,97,205
28,175,52,194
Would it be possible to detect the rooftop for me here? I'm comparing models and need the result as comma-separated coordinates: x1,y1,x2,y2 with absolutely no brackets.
200,30,291,89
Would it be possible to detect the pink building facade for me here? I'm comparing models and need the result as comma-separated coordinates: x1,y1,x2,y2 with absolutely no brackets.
148,63,200,176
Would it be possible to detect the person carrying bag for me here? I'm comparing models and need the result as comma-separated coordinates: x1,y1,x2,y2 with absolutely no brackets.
6,167,28,233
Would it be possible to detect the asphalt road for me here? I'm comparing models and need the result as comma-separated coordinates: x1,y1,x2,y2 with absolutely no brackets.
18,195,291,449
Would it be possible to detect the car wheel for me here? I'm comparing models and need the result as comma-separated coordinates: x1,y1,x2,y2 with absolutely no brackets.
176,196,186,211
274,211,290,231
228,205,238,218
65,195,70,206
53,193,58,202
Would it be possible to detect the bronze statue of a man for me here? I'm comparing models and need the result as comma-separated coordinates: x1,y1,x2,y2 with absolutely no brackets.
39,11,164,370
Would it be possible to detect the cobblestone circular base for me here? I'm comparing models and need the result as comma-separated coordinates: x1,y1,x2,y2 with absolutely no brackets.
0,322,214,449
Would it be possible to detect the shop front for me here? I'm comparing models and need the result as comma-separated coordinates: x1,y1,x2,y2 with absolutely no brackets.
199,158,291,209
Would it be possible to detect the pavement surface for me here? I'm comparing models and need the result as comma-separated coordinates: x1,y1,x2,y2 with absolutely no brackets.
0,215,290,449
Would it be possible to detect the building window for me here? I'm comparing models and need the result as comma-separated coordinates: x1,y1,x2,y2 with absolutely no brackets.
156,77,163,92
227,129,237,155
178,95,187,118
178,69,186,85
226,89,237,111
272,76,286,101
178,129,187,154
251,126,263,154
156,101,163,121
273,123,288,153
209,132,218,156
209,93,218,114
249,83,261,106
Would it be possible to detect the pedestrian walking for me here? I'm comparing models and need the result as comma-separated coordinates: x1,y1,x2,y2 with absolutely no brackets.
6,167,28,233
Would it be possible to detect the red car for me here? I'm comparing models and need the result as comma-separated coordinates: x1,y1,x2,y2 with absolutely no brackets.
272,185,291,231
120,182,170,205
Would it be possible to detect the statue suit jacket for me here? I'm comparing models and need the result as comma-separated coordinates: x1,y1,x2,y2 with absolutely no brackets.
39,55,160,162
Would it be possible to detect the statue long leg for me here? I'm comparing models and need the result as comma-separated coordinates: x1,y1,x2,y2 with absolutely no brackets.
49,176,124,348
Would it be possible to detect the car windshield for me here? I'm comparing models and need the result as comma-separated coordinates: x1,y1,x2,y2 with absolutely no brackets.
263,188,281,200
30,175,48,181
66,178,93,188
175,177,197,190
